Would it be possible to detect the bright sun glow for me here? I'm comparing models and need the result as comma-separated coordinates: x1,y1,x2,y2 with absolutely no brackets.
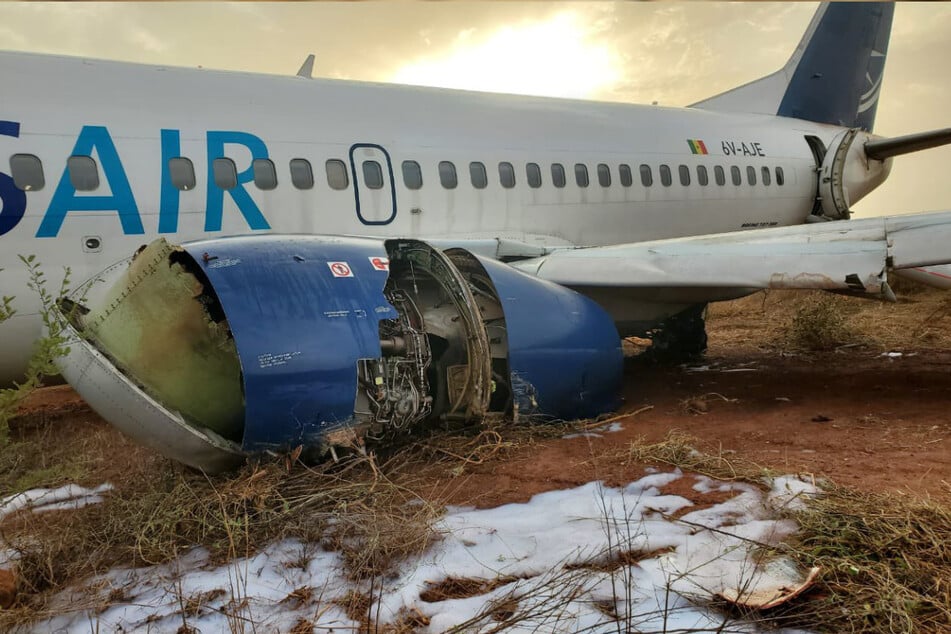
391,12,623,99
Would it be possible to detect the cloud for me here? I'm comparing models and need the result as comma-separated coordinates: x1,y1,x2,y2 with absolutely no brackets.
391,10,624,99
126,28,168,55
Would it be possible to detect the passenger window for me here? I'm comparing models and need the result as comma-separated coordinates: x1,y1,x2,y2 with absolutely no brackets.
363,160,384,189
679,165,690,186
168,157,196,191
211,158,237,190
730,166,742,186
574,163,589,187
326,159,349,190
746,166,757,186
469,161,488,189
697,165,709,186
290,159,314,190
639,164,653,187
253,158,278,191
619,164,632,187
439,161,457,189
67,156,99,191
776,166,785,186
10,154,45,191
659,164,672,187
526,162,542,188
597,163,611,187
401,160,422,190
761,166,771,186
499,162,516,188
714,165,726,186
551,163,566,188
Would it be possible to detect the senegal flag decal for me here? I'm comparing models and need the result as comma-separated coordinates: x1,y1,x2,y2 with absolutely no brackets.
687,139,709,155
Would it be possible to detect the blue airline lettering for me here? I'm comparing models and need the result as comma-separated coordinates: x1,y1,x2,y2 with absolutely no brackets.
158,129,182,233
37,125,144,238
204,131,271,232
0,121,26,237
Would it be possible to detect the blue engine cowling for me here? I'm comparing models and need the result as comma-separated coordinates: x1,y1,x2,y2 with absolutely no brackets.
57,235,622,471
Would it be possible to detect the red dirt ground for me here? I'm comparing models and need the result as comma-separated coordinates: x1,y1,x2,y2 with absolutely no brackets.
434,347,951,508
14,346,950,508
10,288,951,507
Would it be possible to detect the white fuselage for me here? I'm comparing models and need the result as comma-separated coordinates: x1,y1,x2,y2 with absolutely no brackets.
0,52,876,382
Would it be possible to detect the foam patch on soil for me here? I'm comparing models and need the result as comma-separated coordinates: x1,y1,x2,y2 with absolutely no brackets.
30,473,817,633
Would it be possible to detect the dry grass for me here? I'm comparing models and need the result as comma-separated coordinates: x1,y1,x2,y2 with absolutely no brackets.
628,431,776,483
707,287,951,354
786,294,855,351
0,434,447,630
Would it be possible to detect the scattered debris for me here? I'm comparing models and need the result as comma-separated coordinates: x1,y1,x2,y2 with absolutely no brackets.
717,561,820,609
680,392,737,415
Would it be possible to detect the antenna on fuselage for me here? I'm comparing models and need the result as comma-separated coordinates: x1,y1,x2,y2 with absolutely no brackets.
296,54,315,79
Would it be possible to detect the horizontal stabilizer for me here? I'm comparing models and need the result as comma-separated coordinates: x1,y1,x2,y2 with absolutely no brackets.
894,265,951,290
513,210,951,302
865,128,951,160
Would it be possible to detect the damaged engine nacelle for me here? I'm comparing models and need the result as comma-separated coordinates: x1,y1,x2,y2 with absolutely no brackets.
816,128,892,220
55,236,622,472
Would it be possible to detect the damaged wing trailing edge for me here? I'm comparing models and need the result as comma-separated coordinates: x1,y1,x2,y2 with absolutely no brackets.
55,236,622,472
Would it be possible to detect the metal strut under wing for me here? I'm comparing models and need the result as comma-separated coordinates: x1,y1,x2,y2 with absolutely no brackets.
512,210,951,301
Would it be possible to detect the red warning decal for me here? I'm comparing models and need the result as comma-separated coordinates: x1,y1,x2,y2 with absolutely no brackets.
328,261,353,278
369,256,390,271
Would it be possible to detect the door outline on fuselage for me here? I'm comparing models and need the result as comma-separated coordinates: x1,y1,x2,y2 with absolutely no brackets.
349,143,397,226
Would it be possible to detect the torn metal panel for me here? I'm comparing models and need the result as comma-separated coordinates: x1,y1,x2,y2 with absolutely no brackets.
56,317,245,473
79,238,244,441
717,561,820,610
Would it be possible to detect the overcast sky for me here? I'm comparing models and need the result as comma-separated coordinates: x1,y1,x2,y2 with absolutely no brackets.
1,2,949,217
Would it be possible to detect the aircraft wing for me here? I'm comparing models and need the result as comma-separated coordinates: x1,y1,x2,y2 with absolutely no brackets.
511,210,951,301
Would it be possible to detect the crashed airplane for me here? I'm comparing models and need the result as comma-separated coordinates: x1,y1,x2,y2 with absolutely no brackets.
1,3,950,470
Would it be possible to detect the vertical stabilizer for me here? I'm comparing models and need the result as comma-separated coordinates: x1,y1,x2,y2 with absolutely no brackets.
691,3,894,131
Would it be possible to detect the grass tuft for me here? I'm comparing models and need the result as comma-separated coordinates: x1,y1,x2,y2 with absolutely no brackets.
786,293,854,351
782,486,951,633
628,431,775,483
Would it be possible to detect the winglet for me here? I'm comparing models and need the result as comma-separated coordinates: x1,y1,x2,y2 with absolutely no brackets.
296,54,315,79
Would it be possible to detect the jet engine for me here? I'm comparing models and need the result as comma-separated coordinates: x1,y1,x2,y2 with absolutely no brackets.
54,236,622,472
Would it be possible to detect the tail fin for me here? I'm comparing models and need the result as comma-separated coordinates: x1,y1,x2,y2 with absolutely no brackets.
691,3,894,131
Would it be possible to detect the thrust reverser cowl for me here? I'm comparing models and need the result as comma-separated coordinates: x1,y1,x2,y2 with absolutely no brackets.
54,236,623,472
